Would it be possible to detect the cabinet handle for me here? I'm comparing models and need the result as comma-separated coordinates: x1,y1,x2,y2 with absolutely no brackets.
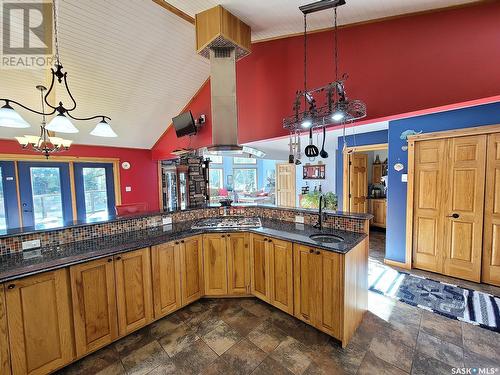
181,240,185,243
107,258,113,263
7,284,15,289
309,249,314,253
315,251,321,255
221,235,225,238
116,256,121,260
227,234,230,237
268,240,272,243
264,238,268,242
175,241,179,245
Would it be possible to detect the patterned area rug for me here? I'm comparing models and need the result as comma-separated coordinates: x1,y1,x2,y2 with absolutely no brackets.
369,261,500,333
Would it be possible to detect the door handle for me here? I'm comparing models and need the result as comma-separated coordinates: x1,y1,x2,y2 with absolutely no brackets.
446,213,460,219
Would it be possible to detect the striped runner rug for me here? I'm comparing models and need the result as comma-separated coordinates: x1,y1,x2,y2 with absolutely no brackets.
368,260,500,333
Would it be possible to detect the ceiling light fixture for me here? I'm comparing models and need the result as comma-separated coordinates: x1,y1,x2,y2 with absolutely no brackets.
15,86,73,159
0,0,117,157
283,0,366,134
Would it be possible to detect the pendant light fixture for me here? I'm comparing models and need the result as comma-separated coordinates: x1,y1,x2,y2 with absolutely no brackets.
283,0,366,133
15,86,73,159
0,0,117,157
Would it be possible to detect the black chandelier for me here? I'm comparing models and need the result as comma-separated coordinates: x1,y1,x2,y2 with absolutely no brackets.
0,0,117,154
283,0,366,133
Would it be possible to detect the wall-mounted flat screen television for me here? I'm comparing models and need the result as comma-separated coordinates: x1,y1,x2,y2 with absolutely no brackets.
173,111,196,138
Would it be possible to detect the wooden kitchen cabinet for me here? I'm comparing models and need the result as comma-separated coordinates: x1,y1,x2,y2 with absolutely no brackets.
114,248,154,336
151,241,182,318
250,234,293,312
250,234,271,302
5,269,74,375
203,234,229,295
368,199,386,228
294,241,367,347
0,286,11,375
70,256,119,357
268,238,294,314
180,236,204,305
226,233,250,295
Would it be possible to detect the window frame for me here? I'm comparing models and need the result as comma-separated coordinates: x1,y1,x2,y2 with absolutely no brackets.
0,161,20,229
233,157,256,165
0,155,121,230
232,168,257,192
74,162,116,222
17,161,74,228
208,168,224,191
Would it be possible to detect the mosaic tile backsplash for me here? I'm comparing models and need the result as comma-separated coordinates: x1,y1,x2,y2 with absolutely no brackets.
0,206,368,255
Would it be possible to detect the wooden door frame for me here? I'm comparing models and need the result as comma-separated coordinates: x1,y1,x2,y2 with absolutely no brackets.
405,124,500,270
342,143,388,211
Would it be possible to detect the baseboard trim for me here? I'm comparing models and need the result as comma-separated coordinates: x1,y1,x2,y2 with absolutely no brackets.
384,258,411,270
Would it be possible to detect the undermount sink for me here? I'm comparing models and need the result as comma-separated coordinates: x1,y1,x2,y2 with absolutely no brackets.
309,233,344,244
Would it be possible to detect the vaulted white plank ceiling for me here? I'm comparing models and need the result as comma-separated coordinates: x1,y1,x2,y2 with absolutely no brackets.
167,0,477,41
0,0,476,149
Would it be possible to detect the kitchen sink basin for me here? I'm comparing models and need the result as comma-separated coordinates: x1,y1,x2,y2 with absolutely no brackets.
309,233,344,244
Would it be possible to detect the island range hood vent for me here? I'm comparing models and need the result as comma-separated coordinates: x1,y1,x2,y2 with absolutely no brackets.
195,5,265,158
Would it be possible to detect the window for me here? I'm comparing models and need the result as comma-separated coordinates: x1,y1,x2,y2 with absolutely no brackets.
207,155,223,164
74,163,116,222
209,168,224,191
233,157,256,164
18,162,73,229
2,159,118,231
233,168,257,192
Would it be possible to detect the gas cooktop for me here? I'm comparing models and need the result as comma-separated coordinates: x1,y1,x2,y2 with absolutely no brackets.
191,216,262,229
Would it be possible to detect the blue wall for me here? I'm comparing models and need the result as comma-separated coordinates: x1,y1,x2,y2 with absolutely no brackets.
386,102,500,263
335,130,388,209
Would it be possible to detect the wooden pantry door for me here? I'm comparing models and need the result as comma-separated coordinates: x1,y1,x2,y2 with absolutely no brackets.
276,163,296,208
482,133,500,286
412,139,447,273
348,153,368,213
442,135,486,282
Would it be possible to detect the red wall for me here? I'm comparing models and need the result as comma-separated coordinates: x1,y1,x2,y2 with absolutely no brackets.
152,81,212,160
0,139,159,210
153,1,500,156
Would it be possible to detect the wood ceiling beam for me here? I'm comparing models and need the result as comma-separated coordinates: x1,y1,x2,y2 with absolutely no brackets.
152,0,195,25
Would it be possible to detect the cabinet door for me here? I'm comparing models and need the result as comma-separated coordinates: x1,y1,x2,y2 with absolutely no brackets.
181,236,204,305
372,200,386,227
6,269,74,375
227,233,250,295
316,250,343,339
114,248,154,336
483,133,500,286
0,286,11,375
269,238,294,314
293,245,319,325
442,135,486,282
70,257,118,357
203,234,228,296
250,234,271,302
152,242,182,318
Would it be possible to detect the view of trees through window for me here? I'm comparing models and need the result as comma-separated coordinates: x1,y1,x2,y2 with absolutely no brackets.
209,168,223,191
233,168,257,192
30,167,64,228
83,167,109,220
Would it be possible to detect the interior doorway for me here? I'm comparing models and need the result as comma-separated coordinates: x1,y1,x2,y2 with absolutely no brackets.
343,143,388,256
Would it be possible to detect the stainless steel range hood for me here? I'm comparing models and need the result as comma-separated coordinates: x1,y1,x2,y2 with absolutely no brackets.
195,6,265,158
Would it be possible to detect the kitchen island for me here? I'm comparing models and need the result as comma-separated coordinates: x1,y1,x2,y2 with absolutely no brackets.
0,210,370,375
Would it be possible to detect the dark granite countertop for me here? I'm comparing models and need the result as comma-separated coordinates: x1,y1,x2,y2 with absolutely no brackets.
0,218,367,283
0,203,372,239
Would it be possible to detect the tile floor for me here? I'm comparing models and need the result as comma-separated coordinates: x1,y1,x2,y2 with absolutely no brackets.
57,231,500,375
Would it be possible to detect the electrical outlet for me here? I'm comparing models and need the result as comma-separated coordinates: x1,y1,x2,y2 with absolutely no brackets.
295,215,304,224
162,217,172,225
22,239,41,250
401,174,408,182
125,186,132,192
